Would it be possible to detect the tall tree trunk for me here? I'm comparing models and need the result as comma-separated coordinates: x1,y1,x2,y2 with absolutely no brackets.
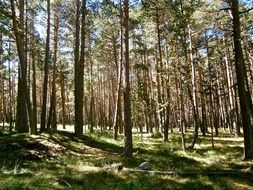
0,32,3,128
74,0,81,134
12,0,28,133
47,14,59,131
163,44,170,142
60,61,66,129
40,0,51,132
79,0,86,133
118,1,124,135
11,0,35,133
188,24,199,149
155,6,164,133
89,79,95,133
197,55,207,136
113,32,122,140
31,18,37,132
229,0,253,159
122,0,133,157
88,32,94,133
206,34,214,149
179,71,186,151
164,86,170,142
223,37,238,136
2,79,5,128
243,45,253,114
8,40,13,132
74,0,86,136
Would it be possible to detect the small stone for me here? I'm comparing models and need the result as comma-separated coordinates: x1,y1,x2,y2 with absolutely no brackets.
138,161,152,170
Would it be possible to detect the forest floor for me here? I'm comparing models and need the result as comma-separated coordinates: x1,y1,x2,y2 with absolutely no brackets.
0,128,253,190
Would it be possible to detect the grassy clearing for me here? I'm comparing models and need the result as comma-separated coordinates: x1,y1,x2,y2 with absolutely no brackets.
0,129,252,190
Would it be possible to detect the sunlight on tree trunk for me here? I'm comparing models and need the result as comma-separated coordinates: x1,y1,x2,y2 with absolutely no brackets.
122,0,133,157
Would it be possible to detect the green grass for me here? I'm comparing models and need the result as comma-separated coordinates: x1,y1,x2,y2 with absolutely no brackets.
0,129,252,190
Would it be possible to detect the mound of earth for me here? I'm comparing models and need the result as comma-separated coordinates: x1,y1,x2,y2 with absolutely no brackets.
0,135,68,164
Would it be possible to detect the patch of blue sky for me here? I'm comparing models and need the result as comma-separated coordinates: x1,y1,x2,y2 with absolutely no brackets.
240,0,252,8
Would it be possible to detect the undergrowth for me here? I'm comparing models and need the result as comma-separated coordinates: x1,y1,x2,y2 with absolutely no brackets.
0,129,252,190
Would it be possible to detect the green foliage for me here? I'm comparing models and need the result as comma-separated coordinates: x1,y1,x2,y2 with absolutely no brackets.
150,131,163,139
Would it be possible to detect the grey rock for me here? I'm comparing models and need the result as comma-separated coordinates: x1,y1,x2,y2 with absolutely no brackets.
138,161,152,170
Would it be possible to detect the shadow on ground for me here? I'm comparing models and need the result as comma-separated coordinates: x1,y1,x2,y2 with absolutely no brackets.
0,130,253,190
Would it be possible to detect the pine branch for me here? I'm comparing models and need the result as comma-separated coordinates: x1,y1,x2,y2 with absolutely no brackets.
239,7,253,14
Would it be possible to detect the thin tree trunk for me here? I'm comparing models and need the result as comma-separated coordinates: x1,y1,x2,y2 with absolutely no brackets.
206,34,214,149
47,14,58,131
2,79,5,128
179,73,186,151
31,18,37,132
224,37,238,136
0,32,3,128
196,54,207,136
118,2,124,135
88,32,94,133
122,0,133,157
163,85,170,142
8,40,13,132
60,61,66,129
155,6,164,132
175,41,186,150
188,25,199,149
40,0,51,132
113,33,122,139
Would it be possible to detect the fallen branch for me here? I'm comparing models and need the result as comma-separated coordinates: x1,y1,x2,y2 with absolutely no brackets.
57,177,72,188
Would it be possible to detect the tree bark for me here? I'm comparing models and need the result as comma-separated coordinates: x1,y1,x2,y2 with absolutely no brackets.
229,0,253,159
74,0,86,136
155,6,164,133
188,25,199,149
88,32,94,133
60,61,66,129
8,40,13,132
40,0,51,132
47,14,59,131
11,0,35,134
31,18,37,132
0,32,3,128
113,31,122,140
122,0,133,157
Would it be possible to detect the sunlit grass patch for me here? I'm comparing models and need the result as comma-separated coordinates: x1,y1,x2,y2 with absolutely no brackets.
0,129,253,190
